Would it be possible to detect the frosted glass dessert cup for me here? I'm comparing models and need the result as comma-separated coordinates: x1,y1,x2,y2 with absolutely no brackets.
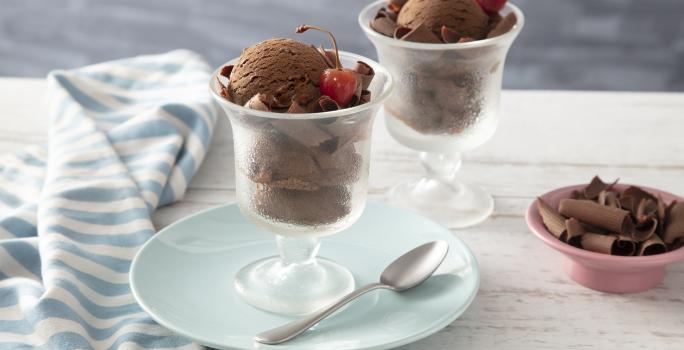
360,1,524,228
210,51,393,315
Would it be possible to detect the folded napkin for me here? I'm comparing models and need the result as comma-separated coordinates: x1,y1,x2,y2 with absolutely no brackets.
0,50,217,349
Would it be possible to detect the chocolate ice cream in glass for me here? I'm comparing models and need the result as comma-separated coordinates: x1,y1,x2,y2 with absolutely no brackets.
210,26,393,315
360,0,523,227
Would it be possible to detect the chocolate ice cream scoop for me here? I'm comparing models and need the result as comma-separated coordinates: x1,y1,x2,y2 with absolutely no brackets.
227,38,329,106
397,0,489,40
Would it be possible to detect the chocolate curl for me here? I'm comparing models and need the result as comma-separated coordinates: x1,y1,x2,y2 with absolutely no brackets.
286,99,307,114
377,7,398,21
354,61,375,90
631,217,658,242
657,196,667,233
581,233,636,256
488,12,503,32
387,0,408,13
636,198,658,223
570,190,586,200
244,93,274,111
359,90,371,104
583,176,616,199
219,65,233,78
638,235,667,256
393,26,411,39
487,12,517,39
395,23,442,43
315,95,340,112
371,16,399,37
559,199,631,234
564,218,584,248
621,186,657,214
663,202,684,244
537,198,566,239
441,26,461,43
598,190,620,208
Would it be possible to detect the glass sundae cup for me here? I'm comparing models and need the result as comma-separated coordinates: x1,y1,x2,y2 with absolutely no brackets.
359,1,524,228
210,51,393,315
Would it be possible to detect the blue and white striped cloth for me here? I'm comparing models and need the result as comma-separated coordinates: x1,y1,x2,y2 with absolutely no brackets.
0,50,217,349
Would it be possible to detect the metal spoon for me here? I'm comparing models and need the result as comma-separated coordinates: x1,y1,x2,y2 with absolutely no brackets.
254,240,449,345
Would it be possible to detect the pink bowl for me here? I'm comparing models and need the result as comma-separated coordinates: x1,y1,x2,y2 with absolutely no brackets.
526,184,684,293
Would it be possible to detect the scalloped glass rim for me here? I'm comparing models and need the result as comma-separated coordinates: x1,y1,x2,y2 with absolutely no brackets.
358,0,525,51
209,51,394,120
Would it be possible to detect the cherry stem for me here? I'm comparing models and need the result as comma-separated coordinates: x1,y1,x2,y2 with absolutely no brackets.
296,25,342,70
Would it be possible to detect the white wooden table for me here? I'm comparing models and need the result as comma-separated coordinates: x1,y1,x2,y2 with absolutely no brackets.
2,78,683,349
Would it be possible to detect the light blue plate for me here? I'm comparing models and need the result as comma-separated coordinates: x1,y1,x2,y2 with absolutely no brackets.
130,201,479,350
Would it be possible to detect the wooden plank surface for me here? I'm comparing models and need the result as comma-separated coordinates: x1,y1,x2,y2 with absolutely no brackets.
1,79,683,349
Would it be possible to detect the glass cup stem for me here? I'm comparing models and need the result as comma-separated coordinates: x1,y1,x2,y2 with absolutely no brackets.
276,235,320,265
419,152,462,183
388,151,493,228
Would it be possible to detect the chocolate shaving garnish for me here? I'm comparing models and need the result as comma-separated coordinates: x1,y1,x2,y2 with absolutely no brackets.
638,235,667,256
559,199,631,234
537,198,566,239
244,93,274,111
371,16,400,38
359,90,371,104
354,61,375,90
348,73,364,107
216,76,233,101
663,202,684,244
286,98,308,114
387,0,408,13
636,198,658,223
487,12,517,39
631,217,658,242
220,65,233,78
315,95,340,112
657,196,667,233
441,26,461,43
581,233,635,256
583,176,616,200
396,23,442,43
564,218,584,248
621,186,656,214
598,190,620,208
570,190,586,200
376,7,398,21
393,26,411,39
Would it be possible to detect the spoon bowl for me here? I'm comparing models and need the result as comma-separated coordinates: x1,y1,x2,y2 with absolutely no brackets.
380,241,449,290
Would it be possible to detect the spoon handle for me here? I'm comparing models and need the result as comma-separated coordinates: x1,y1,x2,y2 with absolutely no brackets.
255,282,388,345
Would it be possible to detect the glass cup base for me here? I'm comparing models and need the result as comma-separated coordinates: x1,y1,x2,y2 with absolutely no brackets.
388,177,494,228
234,256,355,316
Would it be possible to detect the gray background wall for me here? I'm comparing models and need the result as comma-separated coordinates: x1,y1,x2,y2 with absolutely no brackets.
1,0,683,91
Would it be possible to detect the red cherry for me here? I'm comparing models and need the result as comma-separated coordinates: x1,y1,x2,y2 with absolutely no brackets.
319,69,358,107
476,0,507,13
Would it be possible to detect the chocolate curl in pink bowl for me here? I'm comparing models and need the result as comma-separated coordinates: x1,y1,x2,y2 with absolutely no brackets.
583,176,616,200
663,202,684,245
581,233,636,256
536,198,566,240
559,199,632,234
564,217,584,248
638,235,667,256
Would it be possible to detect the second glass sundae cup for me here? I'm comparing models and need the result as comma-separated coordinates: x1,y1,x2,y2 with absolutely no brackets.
211,51,393,315
360,1,524,228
